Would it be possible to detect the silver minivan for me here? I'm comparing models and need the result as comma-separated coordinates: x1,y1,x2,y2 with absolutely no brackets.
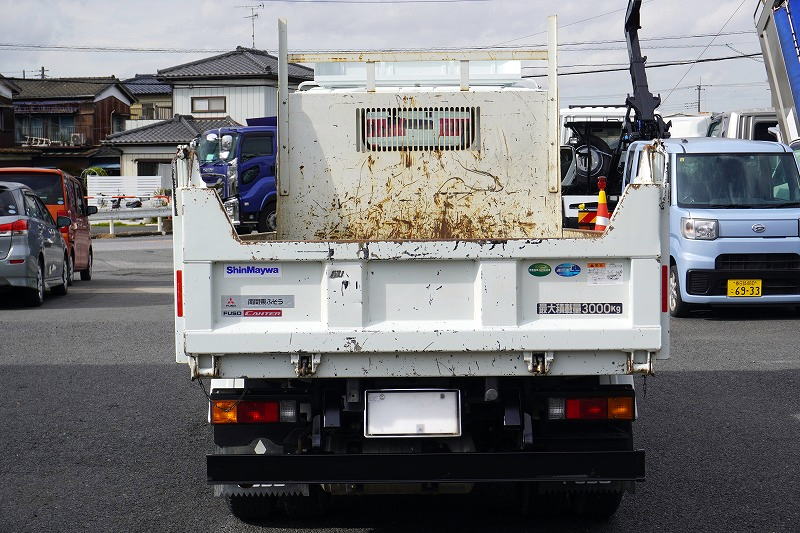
0,181,71,306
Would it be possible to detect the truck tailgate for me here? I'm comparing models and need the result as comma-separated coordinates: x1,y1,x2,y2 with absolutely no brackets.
175,183,669,379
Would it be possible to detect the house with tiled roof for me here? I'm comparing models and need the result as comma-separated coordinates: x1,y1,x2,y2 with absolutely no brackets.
0,76,132,173
157,46,313,125
123,74,172,121
10,76,135,147
104,114,240,177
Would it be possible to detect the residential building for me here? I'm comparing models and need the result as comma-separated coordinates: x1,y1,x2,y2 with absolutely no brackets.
11,77,135,147
157,46,313,124
0,77,133,173
104,114,239,181
0,75,20,148
124,74,172,122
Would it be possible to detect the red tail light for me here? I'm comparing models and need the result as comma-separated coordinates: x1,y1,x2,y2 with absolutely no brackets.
0,219,28,236
211,400,279,424
661,265,669,313
566,398,608,420
175,269,184,317
550,396,634,421
237,401,279,423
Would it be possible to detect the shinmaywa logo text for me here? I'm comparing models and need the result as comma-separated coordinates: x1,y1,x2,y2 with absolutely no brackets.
225,265,281,276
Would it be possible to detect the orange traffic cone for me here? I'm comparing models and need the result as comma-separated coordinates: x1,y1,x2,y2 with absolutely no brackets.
595,176,610,231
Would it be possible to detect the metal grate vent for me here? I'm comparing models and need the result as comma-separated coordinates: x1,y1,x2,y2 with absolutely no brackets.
715,253,800,271
686,271,711,295
356,106,480,152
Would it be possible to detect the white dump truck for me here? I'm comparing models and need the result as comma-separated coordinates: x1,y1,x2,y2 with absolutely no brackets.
172,14,670,522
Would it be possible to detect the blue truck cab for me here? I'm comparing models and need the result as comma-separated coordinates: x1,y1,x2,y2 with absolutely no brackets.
197,125,277,232
623,137,800,316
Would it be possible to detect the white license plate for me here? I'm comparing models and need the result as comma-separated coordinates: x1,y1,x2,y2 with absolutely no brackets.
364,390,461,438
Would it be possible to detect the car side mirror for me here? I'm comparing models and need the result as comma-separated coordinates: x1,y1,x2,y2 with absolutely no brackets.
87,205,98,215
56,216,72,228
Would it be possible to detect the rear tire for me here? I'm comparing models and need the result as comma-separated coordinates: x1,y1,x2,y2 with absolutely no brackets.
256,201,277,233
25,259,45,307
669,264,693,318
226,494,275,523
280,488,331,519
67,253,74,286
570,491,624,520
80,249,92,281
52,254,69,296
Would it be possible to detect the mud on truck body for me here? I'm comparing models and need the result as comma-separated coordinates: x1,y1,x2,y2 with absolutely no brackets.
172,16,670,521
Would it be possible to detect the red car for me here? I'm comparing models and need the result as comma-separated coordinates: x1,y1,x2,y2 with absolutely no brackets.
0,168,97,282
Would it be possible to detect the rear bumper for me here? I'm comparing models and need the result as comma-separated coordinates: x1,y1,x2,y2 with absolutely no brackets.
0,260,35,289
207,450,645,484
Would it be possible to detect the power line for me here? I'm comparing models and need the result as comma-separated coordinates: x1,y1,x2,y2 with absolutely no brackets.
523,48,762,70
523,52,763,78
5,51,765,87
491,0,656,46
725,43,764,62
0,30,758,56
252,0,489,2
555,41,760,53
662,0,748,105
562,81,769,99
519,30,756,48
0,43,231,54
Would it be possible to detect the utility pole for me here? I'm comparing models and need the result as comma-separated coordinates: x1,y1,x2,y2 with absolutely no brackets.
39,66,49,79
237,3,265,48
695,77,706,113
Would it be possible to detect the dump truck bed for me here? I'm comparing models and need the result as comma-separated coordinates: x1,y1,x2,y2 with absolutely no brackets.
173,39,668,381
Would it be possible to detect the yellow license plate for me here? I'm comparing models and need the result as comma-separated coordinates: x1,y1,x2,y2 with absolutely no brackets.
727,279,762,297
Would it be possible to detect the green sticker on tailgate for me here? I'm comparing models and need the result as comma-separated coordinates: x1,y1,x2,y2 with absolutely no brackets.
528,263,551,277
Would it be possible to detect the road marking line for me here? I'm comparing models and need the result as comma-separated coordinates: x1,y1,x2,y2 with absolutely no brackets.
70,287,174,294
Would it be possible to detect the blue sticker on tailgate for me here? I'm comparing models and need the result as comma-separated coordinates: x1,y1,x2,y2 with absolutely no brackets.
555,263,581,277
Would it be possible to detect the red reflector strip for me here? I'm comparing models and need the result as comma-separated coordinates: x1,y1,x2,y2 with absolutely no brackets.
175,269,183,317
565,398,608,420
661,265,669,313
9,259,24,264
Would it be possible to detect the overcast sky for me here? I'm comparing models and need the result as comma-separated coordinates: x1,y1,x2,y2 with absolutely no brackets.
0,0,770,113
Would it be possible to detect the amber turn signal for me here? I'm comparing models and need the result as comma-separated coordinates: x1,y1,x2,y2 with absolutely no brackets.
607,397,634,420
211,400,238,424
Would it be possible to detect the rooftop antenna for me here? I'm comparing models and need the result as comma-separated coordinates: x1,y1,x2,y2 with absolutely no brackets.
237,3,265,48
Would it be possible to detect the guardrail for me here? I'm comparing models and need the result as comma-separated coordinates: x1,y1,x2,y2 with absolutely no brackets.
90,207,172,236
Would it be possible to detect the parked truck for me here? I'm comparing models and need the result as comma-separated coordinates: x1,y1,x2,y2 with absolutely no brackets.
172,8,670,522
197,124,278,232
756,0,800,149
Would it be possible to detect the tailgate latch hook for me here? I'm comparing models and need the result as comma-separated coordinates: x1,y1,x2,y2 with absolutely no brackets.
292,353,321,377
523,351,554,375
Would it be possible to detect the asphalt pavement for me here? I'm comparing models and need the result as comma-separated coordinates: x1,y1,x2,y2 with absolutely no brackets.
1,235,799,532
